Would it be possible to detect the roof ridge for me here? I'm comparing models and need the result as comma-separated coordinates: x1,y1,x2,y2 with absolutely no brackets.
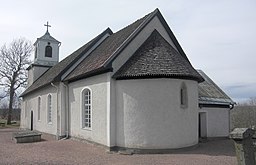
60,28,112,81
63,9,160,82
53,27,113,81
63,27,113,62
114,8,158,34
102,8,159,67
197,70,234,103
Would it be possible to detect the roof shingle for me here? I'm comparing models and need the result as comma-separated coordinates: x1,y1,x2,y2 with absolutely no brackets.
198,70,234,105
113,30,204,82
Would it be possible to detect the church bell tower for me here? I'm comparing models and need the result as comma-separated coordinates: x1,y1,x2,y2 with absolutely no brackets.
27,22,61,87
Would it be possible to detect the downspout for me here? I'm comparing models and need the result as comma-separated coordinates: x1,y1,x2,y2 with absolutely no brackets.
51,82,60,140
61,82,69,140
228,103,235,132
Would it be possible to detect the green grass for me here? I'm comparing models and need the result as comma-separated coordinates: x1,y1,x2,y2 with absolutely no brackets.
0,119,20,129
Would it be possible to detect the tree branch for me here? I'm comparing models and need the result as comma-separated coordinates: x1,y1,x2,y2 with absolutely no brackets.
0,38,32,124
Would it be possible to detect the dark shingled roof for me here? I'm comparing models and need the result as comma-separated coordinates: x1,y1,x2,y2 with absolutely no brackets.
198,70,235,106
113,30,204,82
21,28,113,96
22,8,200,96
63,10,155,81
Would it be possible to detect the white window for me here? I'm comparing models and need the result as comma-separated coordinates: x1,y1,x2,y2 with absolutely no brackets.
45,42,52,57
38,97,41,121
180,82,188,108
24,101,28,118
47,94,52,123
82,88,91,129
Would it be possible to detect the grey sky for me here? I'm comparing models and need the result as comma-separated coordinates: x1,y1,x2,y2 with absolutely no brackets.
0,0,255,103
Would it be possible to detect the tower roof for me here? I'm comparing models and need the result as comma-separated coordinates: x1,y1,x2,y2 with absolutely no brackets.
34,31,61,45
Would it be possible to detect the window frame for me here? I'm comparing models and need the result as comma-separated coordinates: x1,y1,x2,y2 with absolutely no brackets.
38,96,41,121
45,42,52,58
35,47,37,59
180,82,188,109
24,101,28,118
81,87,92,130
47,94,52,124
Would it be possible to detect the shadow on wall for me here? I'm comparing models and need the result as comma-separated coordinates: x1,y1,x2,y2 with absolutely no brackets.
0,109,21,121
230,106,256,130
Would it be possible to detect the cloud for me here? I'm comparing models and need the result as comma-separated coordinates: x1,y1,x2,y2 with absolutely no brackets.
223,83,256,103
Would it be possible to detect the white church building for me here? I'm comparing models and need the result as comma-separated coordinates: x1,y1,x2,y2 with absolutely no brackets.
20,9,234,152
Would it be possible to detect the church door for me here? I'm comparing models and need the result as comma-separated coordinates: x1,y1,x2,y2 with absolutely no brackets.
31,111,33,131
199,112,207,138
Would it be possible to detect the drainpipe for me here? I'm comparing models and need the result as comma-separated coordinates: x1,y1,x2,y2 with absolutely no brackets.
60,82,69,140
51,82,60,140
228,103,236,132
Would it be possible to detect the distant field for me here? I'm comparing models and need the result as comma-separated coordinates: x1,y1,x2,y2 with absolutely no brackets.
230,106,256,130
0,118,20,129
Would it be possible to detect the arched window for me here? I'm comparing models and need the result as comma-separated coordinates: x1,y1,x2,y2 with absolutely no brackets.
47,94,52,123
25,101,28,118
38,97,41,121
45,42,52,57
180,82,188,108
82,88,91,129
35,47,37,59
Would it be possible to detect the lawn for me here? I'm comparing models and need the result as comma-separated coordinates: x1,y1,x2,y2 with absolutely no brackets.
0,118,20,129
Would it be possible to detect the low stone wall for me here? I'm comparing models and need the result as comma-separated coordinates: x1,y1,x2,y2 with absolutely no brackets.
230,128,256,165
12,131,42,143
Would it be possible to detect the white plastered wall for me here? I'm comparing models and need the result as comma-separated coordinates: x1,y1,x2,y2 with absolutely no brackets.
34,41,59,65
115,79,199,149
20,85,58,135
199,107,229,137
199,107,230,137
20,100,28,128
68,73,109,146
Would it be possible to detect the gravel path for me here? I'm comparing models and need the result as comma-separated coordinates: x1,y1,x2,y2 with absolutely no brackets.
0,128,237,165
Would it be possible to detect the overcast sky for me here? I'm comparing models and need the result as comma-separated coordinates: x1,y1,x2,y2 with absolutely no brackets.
0,0,255,103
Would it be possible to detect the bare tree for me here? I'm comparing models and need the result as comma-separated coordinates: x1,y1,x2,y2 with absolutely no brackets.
247,97,256,106
231,97,256,130
0,101,9,119
0,94,5,102
238,97,256,106
0,38,32,124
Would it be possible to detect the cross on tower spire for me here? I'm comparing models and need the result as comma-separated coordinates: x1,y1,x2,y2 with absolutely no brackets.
44,21,51,33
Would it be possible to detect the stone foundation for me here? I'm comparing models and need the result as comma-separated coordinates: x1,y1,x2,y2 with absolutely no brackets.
12,131,42,143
